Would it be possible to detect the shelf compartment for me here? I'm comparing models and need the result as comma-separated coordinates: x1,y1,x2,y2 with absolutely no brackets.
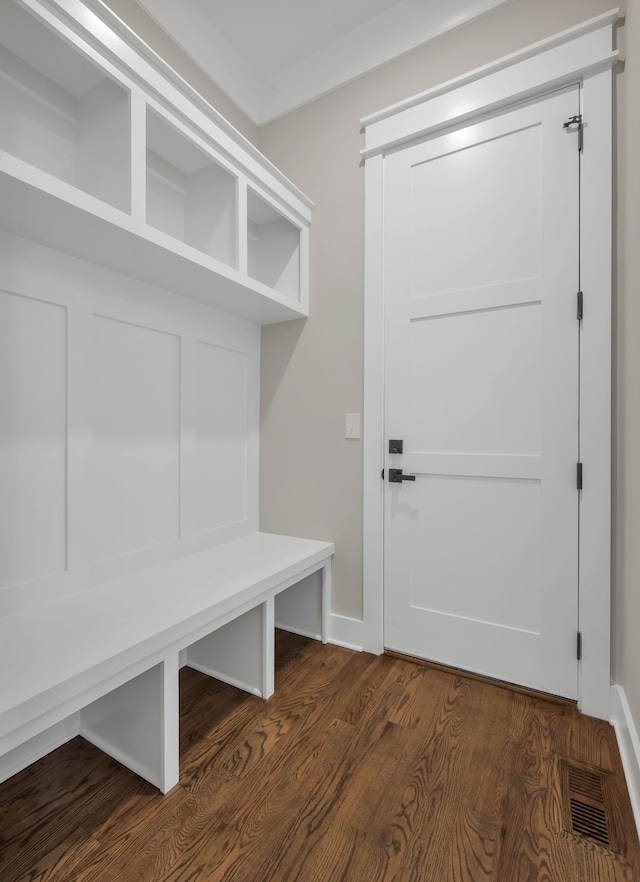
146,109,237,269
0,1,130,212
247,189,301,301
0,154,307,324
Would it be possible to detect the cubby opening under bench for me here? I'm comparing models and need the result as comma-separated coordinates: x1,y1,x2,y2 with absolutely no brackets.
0,533,333,794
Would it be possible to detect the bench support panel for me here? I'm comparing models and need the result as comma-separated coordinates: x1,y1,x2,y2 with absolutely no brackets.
80,656,179,794
186,601,274,699
275,571,324,641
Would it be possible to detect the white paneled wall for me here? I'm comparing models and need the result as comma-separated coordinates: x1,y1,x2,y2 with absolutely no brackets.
92,317,181,563
195,341,248,533
0,230,259,615
0,291,67,589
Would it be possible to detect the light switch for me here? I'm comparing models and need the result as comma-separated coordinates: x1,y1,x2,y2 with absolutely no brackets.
345,413,361,439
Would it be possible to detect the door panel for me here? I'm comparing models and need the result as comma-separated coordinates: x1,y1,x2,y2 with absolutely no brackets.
408,124,542,296
409,302,541,455
383,87,580,698
405,476,541,628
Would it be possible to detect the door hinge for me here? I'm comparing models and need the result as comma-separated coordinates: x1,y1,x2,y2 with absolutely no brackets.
381,469,384,480
577,631,583,661
564,114,583,152
577,462,583,491
577,291,584,322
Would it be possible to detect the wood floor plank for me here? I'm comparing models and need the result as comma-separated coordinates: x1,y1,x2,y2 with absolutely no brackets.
330,662,454,833
51,780,188,882
186,646,366,790
273,629,322,688
0,744,145,882
1,634,638,882
181,641,353,786
204,660,406,880
385,660,433,729
286,822,363,882
220,666,403,857
178,670,264,783
493,695,579,881
331,674,479,882
438,679,512,881
13,826,102,882
77,797,240,882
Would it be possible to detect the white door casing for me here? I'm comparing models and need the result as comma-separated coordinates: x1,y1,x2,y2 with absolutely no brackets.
361,11,617,718
383,87,580,698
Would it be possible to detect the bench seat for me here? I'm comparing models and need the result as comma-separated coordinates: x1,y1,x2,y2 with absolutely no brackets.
0,532,333,793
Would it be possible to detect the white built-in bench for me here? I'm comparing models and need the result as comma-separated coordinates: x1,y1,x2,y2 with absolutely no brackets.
0,532,333,793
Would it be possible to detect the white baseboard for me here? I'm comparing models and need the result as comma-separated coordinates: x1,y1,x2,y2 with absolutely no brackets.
610,684,640,838
80,727,162,792
275,622,322,641
186,660,263,698
328,613,368,652
0,714,80,786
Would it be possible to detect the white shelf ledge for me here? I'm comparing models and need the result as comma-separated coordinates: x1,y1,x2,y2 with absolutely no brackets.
0,153,308,324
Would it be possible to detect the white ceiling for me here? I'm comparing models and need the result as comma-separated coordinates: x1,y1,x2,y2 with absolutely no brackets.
135,0,512,125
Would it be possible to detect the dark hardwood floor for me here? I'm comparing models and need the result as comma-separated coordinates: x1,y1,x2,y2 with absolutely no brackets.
1,632,638,881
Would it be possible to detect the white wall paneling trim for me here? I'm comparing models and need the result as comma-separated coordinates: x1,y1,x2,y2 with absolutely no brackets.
611,685,640,838
362,15,617,716
0,230,259,612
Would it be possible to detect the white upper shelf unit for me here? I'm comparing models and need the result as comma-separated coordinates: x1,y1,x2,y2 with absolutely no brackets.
0,0,312,324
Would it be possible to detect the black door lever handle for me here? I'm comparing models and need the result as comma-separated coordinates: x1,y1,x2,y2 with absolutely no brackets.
389,468,416,483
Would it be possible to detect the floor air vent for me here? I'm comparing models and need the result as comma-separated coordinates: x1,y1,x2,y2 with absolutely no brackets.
560,758,618,852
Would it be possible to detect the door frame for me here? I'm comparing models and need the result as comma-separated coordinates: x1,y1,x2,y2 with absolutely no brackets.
361,10,619,719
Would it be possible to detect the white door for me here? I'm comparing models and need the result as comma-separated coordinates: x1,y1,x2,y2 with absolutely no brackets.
383,87,581,699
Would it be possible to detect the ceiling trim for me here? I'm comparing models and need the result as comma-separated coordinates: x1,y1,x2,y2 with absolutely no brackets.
362,7,621,129
135,0,515,125
136,0,263,122
258,0,515,123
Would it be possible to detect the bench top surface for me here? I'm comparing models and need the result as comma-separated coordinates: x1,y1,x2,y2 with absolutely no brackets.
0,532,333,722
